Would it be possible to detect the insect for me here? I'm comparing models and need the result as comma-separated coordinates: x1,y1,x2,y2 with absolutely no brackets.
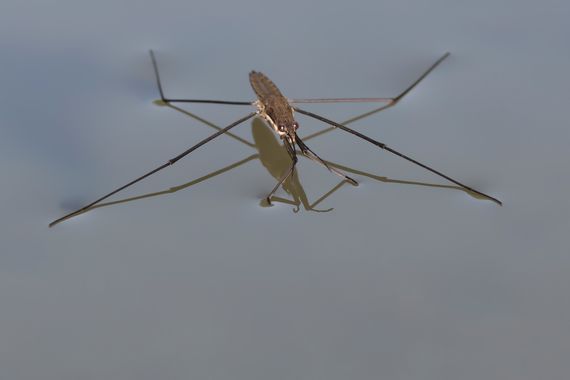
50,51,501,227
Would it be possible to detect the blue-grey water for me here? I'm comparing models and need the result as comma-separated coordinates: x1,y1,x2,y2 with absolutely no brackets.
1,0,569,379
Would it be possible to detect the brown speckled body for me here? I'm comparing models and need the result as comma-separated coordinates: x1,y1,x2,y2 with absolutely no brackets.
249,71,297,140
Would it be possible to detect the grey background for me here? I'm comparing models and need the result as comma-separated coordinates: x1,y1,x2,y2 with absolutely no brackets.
1,0,569,379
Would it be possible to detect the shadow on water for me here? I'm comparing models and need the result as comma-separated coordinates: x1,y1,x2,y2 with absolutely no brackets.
57,101,479,222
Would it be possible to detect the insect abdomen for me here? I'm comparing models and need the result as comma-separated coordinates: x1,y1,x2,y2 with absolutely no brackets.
249,71,286,102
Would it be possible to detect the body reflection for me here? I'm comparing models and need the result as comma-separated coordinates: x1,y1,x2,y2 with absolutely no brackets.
253,119,335,212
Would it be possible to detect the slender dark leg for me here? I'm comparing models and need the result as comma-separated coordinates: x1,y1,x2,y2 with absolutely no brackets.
50,112,256,227
290,53,450,106
290,97,394,104
150,50,253,106
391,52,451,102
299,53,451,142
294,107,502,205
295,136,358,185
265,139,298,205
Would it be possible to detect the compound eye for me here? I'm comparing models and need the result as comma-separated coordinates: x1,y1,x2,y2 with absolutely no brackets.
278,124,286,132
293,122,299,130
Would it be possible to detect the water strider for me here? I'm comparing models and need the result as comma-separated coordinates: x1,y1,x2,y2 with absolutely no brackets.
50,51,501,227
